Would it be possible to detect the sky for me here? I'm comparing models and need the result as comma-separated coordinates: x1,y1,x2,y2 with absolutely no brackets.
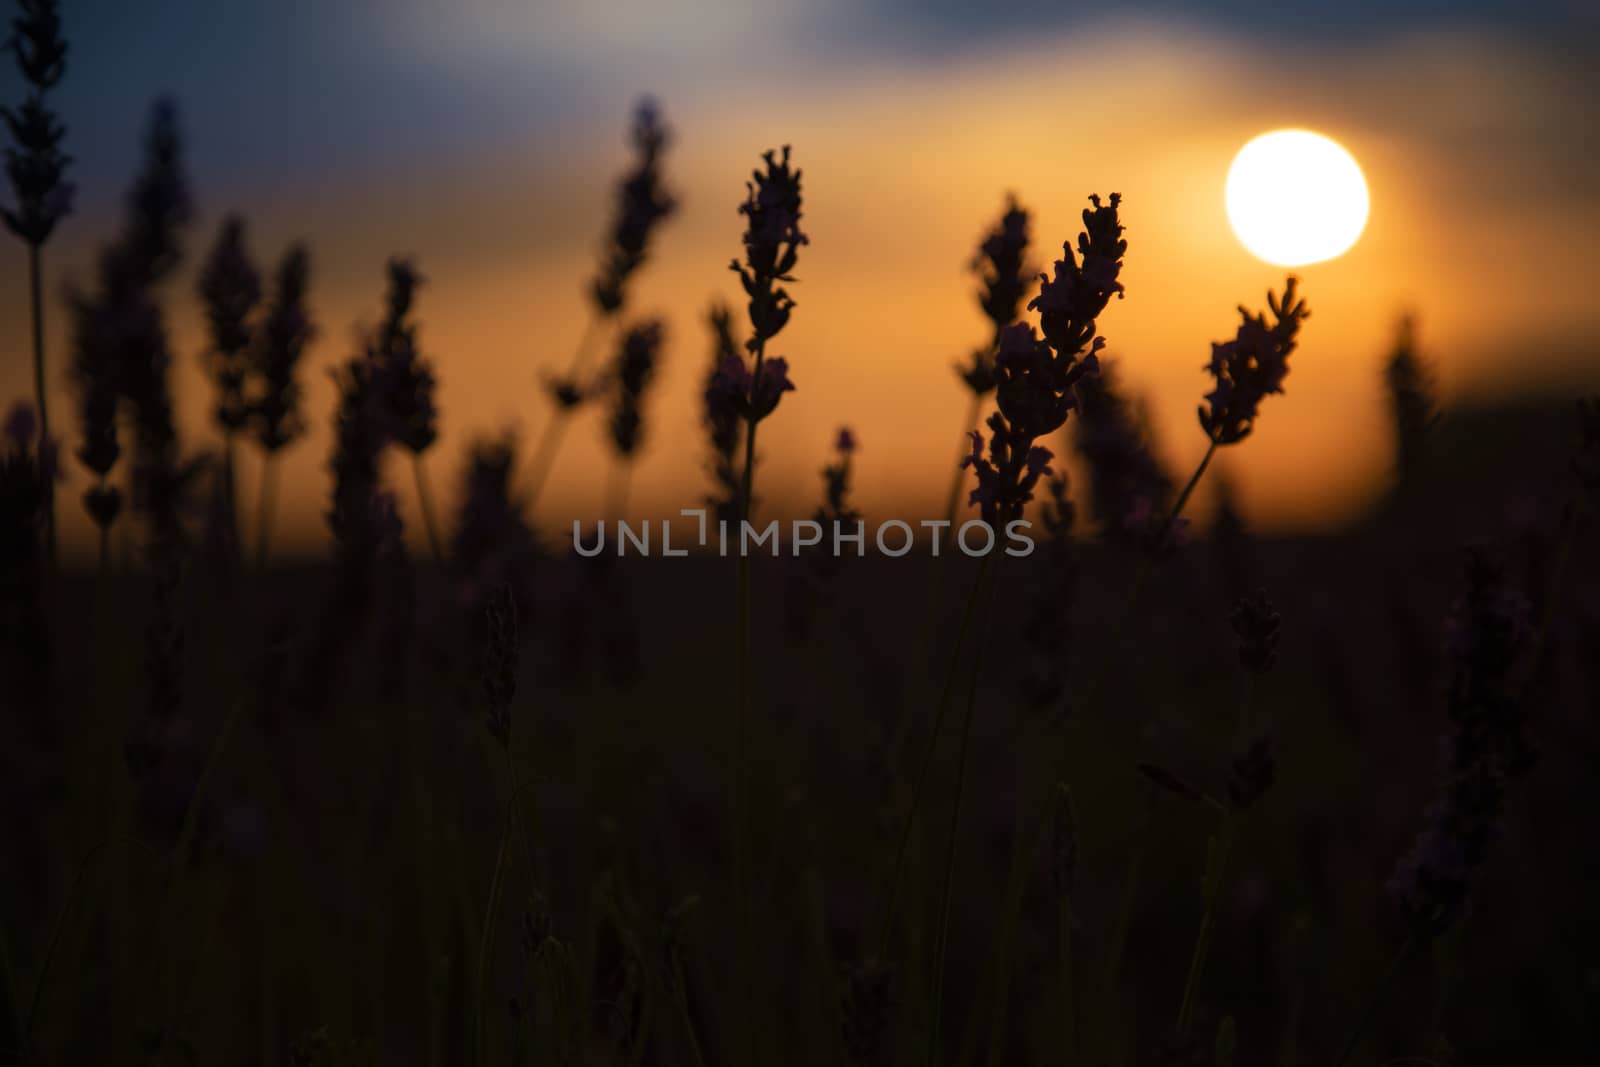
3,0,1598,557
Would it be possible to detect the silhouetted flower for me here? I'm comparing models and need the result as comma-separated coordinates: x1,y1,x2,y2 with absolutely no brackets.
965,194,1123,525
1198,278,1308,446
1385,315,1435,487
703,303,743,518
1387,547,1534,937
956,195,1033,396
787,427,860,641
962,420,1056,526
371,257,438,454
731,145,806,354
2,0,72,246
607,319,665,457
1027,193,1125,356
250,244,314,454
91,101,194,558
973,194,1032,332
197,215,262,436
451,431,539,617
106,99,189,291
327,353,387,568
1230,588,1281,674
592,97,676,315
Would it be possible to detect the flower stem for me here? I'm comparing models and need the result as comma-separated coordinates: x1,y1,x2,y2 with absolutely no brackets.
1162,439,1219,547
525,314,603,513
412,453,445,566
733,334,768,1062
927,551,1000,1067
1334,936,1415,1067
28,242,56,572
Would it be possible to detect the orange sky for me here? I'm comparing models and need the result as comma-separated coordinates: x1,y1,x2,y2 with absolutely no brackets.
3,21,1597,560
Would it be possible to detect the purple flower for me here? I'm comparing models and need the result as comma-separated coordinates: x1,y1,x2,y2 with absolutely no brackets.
836,426,857,455
1198,278,1308,446
197,215,263,435
607,319,666,458
971,194,1033,334
750,356,797,420
731,145,806,350
592,97,677,315
1027,193,1126,357
250,245,315,454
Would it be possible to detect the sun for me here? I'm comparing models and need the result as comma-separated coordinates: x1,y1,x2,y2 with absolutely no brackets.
1226,129,1369,267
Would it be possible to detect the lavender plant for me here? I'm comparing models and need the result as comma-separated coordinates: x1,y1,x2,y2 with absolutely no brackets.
702,303,743,521
371,258,445,561
247,245,314,566
928,193,1126,1066
721,142,806,1059
604,318,666,516
942,196,1032,534
66,100,194,564
0,401,49,676
196,216,263,562
3,0,72,564
527,98,676,510
1385,315,1436,490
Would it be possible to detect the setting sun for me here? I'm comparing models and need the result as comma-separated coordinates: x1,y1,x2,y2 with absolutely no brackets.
1226,129,1369,267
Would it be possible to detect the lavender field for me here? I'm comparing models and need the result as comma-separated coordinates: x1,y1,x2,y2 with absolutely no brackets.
3,1,1600,1064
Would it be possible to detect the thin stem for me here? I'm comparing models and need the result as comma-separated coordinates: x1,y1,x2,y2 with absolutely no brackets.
875,559,990,957
255,456,279,571
29,242,55,571
1162,439,1219,547
412,453,445,566
927,552,1000,1067
733,331,767,1063
1334,936,1415,1067
525,314,604,513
